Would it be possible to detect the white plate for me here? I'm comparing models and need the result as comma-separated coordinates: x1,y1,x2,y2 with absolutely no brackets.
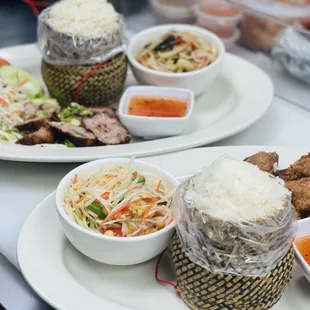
18,146,310,310
0,44,273,162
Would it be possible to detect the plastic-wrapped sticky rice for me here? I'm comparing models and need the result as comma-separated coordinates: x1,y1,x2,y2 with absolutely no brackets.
38,0,128,107
173,157,297,276
171,157,297,310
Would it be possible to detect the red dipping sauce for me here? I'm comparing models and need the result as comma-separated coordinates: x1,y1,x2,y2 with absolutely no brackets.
295,235,310,265
128,96,187,118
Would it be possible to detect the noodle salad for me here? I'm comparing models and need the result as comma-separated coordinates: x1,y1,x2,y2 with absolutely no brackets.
63,161,175,237
137,31,218,73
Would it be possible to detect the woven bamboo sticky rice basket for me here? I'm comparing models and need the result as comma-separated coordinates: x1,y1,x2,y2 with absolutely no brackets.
41,52,127,107
171,234,294,310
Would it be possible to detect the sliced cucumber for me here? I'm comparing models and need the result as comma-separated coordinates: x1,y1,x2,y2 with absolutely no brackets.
0,65,44,98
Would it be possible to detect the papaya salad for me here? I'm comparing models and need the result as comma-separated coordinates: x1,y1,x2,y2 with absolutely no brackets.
0,61,44,143
63,161,175,237
137,31,218,73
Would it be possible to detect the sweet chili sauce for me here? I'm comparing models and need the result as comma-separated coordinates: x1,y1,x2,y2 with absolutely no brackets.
295,235,310,265
128,96,187,118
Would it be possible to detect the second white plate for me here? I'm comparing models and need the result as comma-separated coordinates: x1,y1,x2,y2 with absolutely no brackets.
0,44,273,162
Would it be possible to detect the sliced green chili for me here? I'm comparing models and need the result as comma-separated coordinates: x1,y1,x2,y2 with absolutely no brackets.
86,202,106,219
137,175,146,184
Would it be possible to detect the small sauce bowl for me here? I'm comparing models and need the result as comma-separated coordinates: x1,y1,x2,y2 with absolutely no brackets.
118,86,194,139
294,217,310,284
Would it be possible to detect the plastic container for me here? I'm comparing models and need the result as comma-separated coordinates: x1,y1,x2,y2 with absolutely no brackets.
230,0,310,52
195,0,242,38
149,0,198,24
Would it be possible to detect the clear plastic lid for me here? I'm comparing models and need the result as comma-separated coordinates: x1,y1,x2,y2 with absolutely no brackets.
228,0,310,18
150,0,198,18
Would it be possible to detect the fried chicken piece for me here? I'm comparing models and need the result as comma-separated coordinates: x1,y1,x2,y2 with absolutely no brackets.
277,153,310,181
286,178,310,219
244,152,279,174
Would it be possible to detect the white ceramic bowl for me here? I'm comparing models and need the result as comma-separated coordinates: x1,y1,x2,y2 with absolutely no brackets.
127,24,225,96
56,158,179,266
294,217,310,283
118,86,194,139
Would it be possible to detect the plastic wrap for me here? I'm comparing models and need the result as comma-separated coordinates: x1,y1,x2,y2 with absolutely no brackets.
37,6,127,65
272,27,310,84
172,160,298,277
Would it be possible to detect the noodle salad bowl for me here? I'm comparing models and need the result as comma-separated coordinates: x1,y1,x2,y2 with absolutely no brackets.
55,158,179,265
127,24,225,96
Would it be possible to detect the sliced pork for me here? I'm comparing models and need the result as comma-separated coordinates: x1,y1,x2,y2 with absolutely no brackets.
83,113,130,145
16,127,56,145
88,107,117,118
49,122,96,147
16,117,49,131
22,102,60,120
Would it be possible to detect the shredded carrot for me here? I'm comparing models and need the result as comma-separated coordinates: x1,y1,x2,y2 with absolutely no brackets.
156,180,162,193
75,195,85,204
139,231,146,236
0,58,10,66
101,192,110,200
115,204,129,217
72,174,78,184
143,205,153,221
0,97,9,108
106,203,130,221
10,90,16,96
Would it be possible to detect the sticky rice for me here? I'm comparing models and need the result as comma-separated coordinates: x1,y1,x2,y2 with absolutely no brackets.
186,157,291,222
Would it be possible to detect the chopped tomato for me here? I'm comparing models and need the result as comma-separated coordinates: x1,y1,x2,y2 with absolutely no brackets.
0,58,10,66
190,42,197,50
176,38,186,45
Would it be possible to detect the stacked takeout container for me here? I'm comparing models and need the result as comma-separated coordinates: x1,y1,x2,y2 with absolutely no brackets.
149,0,310,83
149,0,242,49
